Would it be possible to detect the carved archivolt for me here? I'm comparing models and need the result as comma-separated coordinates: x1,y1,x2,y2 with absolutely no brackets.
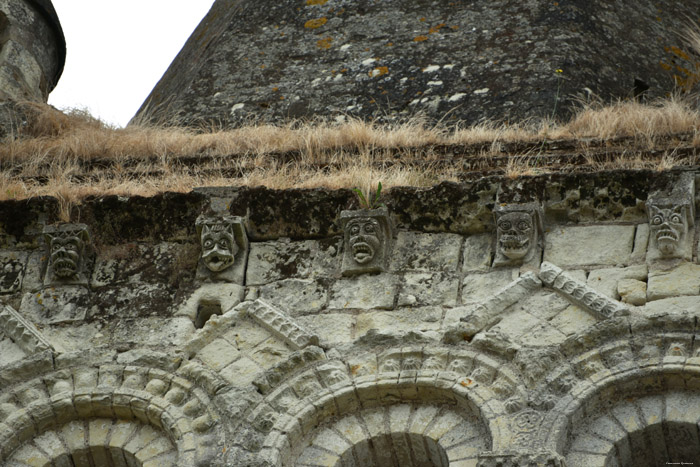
0,356,225,466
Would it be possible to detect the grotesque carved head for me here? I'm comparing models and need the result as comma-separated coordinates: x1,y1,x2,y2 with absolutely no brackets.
200,222,237,272
43,224,90,282
346,217,382,265
497,211,534,260
340,207,394,275
493,204,542,266
648,203,688,256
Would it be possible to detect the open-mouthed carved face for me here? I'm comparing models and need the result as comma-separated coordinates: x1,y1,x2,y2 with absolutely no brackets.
50,236,83,278
347,217,382,265
497,212,534,260
649,205,687,255
201,224,237,272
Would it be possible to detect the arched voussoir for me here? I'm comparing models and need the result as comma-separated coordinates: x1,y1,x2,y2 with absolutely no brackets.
541,358,700,467
236,345,527,466
0,361,226,466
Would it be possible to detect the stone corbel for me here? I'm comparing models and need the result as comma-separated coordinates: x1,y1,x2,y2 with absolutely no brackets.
196,214,249,284
43,223,92,286
646,172,695,262
340,206,395,275
493,203,544,267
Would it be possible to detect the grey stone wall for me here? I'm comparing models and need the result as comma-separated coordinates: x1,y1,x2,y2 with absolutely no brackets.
2,170,700,465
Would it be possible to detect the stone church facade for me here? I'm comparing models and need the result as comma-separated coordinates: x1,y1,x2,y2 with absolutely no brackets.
2,1,700,466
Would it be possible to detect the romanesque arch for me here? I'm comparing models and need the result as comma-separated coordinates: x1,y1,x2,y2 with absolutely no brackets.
229,345,525,466
0,350,227,466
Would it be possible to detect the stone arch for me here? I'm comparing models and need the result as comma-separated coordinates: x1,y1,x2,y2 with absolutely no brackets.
242,345,522,465
295,403,487,467
0,358,225,466
7,418,176,466
542,361,700,467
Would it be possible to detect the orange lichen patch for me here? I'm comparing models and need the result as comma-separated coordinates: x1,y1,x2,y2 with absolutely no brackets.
369,66,389,78
317,37,333,49
660,61,673,71
451,25,459,30
413,35,428,42
428,23,446,34
350,364,361,375
304,17,327,29
419,17,426,22
666,45,691,61
306,0,328,5
460,379,474,387
272,87,279,92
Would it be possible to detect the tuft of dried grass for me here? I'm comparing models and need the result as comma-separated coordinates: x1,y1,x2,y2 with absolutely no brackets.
0,97,698,210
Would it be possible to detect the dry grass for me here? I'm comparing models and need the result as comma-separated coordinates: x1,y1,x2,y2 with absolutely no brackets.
0,97,699,212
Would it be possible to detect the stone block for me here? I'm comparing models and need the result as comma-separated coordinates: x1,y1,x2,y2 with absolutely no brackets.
259,279,327,315
586,264,647,299
549,305,598,336
462,234,493,273
220,357,262,388
543,225,635,266
398,272,459,307
461,268,518,304
647,262,700,301
329,273,399,310
390,232,462,272
91,242,185,288
297,313,355,346
356,307,441,338
248,337,293,369
630,223,649,262
197,338,241,371
618,279,647,306
641,295,700,316
223,318,272,351
20,286,89,324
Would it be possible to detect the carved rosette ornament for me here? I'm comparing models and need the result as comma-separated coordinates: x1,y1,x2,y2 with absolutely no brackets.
43,224,92,286
196,215,248,283
493,203,544,267
340,206,394,275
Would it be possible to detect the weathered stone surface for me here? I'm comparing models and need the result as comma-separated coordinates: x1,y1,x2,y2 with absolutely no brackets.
259,279,328,315
398,272,459,307
618,279,647,306
0,251,27,294
544,225,635,267
91,242,191,287
462,269,519,304
462,234,493,273
356,306,442,339
0,0,64,105
586,264,648,299
247,240,318,285
647,262,700,301
329,273,399,309
549,304,598,336
391,232,462,272
20,286,90,324
134,0,698,127
297,313,355,345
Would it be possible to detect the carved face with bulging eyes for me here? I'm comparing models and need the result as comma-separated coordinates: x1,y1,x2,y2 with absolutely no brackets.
649,204,687,256
201,224,238,272
497,212,534,260
50,237,83,278
347,217,382,264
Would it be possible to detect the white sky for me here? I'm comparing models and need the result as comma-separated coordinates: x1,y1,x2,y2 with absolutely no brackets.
48,1,216,128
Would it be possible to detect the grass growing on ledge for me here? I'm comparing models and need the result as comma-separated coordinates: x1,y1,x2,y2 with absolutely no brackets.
0,97,699,217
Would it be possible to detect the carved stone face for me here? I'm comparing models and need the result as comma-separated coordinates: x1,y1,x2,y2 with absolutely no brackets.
346,217,382,265
200,223,238,272
497,212,534,260
649,204,687,256
49,235,84,278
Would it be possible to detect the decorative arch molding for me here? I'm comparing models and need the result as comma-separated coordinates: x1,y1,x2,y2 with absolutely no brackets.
7,417,176,466
0,357,226,466
541,361,700,466
234,345,529,465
